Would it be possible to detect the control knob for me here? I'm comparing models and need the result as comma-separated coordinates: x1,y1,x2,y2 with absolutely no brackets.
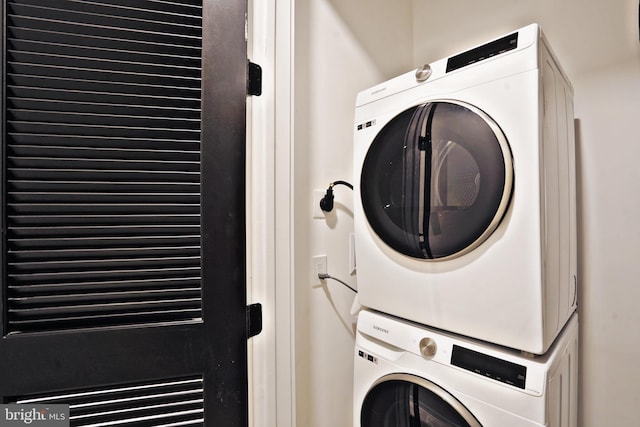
419,337,437,357
415,64,432,82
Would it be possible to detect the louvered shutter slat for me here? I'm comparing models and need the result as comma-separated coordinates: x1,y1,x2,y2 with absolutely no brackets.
7,2,203,38
8,100,202,119
8,214,199,227
8,135,202,151
5,0,204,334
9,278,202,298
7,26,201,60
9,145,200,159
13,377,205,426
8,38,202,68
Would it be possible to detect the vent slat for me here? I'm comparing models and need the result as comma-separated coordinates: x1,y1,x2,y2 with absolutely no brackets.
8,214,199,227
9,235,201,249
7,32,202,64
7,133,201,151
13,0,203,27
72,400,203,422
8,46,201,74
9,254,201,272
4,0,203,334
8,121,200,139
7,25,201,60
9,277,202,294
7,98,201,120
8,181,200,193
8,170,199,183
10,286,201,300
7,108,201,129
9,224,200,236
7,14,202,48
12,376,204,425
7,74,201,99
9,196,200,207
8,205,200,217
8,61,201,87
9,265,201,283
7,3,202,38
18,378,203,404
8,155,200,170
7,87,202,110
9,297,201,314
9,310,202,333
9,292,203,311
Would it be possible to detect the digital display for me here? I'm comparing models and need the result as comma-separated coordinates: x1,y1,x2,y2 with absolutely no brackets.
446,33,519,73
451,345,527,389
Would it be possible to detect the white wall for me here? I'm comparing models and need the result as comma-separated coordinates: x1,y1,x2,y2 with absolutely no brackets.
293,0,412,426
572,58,640,426
291,0,640,426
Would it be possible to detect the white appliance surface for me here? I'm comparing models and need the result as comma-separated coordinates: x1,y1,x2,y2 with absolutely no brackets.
353,23,577,354
354,309,579,427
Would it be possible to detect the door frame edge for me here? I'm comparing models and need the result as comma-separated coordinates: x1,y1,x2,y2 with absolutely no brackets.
247,0,296,426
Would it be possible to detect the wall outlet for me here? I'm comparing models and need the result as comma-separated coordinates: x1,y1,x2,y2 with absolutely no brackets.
312,255,327,285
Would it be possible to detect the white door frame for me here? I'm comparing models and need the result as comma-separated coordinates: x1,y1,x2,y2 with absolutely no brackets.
248,0,296,426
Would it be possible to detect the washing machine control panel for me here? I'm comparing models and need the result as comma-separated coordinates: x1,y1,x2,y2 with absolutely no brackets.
451,344,527,389
356,309,549,394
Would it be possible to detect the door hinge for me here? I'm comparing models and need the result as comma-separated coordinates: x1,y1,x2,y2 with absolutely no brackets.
247,61,262,96
246,303,262,338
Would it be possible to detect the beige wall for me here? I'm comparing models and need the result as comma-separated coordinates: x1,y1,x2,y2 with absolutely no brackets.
572,59,640,426
293,0,412,425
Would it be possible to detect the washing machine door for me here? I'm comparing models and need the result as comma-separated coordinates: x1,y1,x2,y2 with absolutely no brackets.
360,101,513,260
361,374,482,427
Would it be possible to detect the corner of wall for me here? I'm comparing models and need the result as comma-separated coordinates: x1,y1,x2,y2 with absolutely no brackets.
291,1,413,426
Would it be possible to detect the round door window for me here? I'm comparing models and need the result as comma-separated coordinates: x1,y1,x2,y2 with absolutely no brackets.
361,374,482,427
360,101,513,260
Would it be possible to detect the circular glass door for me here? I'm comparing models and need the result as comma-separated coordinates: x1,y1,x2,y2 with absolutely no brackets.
360,101,513,260
361,374,482,427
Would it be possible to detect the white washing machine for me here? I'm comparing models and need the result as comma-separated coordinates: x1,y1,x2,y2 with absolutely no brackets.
353,24,577,354
354,309,579,427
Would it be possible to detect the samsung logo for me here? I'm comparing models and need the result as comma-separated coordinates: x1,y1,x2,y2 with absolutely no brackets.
373,325,389,334
371,87,387,95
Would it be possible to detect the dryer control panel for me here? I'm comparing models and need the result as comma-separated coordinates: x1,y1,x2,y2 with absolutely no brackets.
446,32,519,72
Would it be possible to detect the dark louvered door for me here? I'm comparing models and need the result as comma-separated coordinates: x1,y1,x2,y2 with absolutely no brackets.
0,0,250,426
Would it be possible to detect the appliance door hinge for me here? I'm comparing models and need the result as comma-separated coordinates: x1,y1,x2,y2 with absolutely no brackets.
247,61,262,96
246,303,263,338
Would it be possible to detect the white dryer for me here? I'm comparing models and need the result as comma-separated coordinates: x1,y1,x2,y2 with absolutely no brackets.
354,309,579,427
353,24,577,354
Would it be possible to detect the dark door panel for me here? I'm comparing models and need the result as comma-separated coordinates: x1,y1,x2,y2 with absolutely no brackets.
1,0,249,425
0,325,204,395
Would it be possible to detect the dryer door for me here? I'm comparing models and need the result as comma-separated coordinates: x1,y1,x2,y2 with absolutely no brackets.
360,101,513,260
361,374,482,427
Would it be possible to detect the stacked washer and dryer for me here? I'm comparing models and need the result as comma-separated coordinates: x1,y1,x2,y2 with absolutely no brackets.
352,24,578,426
